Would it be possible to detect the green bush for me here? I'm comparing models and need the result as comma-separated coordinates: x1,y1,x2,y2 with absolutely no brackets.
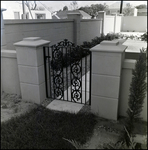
141,32,147,42
81,33,121,49
121,48,147,146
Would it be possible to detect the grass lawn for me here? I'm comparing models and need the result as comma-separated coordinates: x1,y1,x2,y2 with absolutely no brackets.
1,105,97,149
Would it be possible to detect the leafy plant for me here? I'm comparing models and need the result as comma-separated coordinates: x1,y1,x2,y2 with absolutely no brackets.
122,48,147,146
141,32,147,42
102,126,137,149
63,138,83,149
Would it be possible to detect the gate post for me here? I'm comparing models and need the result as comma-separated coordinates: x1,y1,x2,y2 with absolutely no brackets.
14,37,50,104
90,40,127,120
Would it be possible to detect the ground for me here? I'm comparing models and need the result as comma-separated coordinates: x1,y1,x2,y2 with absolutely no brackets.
1,92,147,149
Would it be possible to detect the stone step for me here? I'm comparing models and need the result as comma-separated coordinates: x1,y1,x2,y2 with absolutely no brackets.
46,99,84,113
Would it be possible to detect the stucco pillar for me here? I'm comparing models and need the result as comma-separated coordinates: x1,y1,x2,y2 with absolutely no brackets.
90,40,127,120
14,37,50,104
67,12,82,45
98,11,106,35
1,8,7,49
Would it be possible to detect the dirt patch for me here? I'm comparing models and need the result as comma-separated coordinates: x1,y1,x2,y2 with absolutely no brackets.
1,92,38,122
79,105,147,149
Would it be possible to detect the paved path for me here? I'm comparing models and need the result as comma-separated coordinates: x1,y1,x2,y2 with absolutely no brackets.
123,39,147,52
46,71,90,113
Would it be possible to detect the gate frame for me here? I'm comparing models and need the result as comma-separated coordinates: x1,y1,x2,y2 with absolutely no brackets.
43,39,91,105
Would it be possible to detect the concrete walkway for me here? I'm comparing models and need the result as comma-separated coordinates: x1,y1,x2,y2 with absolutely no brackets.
46,71,90,113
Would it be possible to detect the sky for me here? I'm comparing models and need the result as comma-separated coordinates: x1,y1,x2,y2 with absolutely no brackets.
1,1,147,12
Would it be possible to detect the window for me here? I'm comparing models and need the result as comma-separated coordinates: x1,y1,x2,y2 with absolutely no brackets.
14,12,20,19
35,14,46,19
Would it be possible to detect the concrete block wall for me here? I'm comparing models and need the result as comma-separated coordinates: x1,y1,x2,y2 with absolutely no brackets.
121,16,147,32
1,50,21,95
90,40,127,120
115,16,122,33
80,19,101,44
4,19,74,50
119,59,147,122
4,18,102,50
104,15,115,35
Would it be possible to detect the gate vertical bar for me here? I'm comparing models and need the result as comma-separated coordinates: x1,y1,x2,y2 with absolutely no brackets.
43,46,48,98
70,46,72,102
66,47,68,101
89,51,92,105
48,46,52,98
51,46,55,99
81,48,82,104
62,47,64,100
85,53,87,104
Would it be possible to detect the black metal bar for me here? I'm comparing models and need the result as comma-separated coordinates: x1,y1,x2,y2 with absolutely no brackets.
70,46,72,102
62,47,64,100
52,46,55,99
66,47,68,101
85,53,87,105
43,46,48,98
48,46,52,98
89,52,92,105
81,48,82,104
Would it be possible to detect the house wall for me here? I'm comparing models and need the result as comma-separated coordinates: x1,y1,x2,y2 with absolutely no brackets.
2,6,51,19
121,16,147,32
80,19,101,44
119,59,147,121
4,19,74,50
31,10,52,19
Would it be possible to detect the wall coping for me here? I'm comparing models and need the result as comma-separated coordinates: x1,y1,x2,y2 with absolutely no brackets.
81,19,102,22
1,50,16,58
14,37,50,47
122,59,136,69
4,19,74,25
90,40,127,53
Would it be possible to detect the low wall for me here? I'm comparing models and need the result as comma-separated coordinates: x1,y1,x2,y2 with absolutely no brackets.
121,16,147,32
4,19,74,50
4,18,102,50
119,59,147,121
80,19,101,44
1,50,21,95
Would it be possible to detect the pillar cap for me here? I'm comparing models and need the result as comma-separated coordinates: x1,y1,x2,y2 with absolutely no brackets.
90,40,127,53
14,37,50,47
67,12,81,15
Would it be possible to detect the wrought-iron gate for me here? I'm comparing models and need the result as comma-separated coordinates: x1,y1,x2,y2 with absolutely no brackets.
43,39,91,105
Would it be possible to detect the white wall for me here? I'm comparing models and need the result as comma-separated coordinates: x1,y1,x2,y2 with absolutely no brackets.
121,16,147,32
80,19,101,44
4,19,74,50
104,15,115,35
115,16,121,33
4,19,102,50
119,59,147,121
1,50,21,95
